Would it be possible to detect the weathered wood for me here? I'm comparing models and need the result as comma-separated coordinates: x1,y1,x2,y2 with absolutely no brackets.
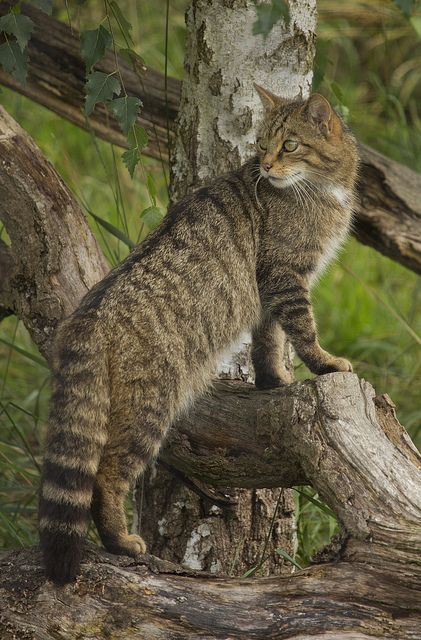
1,2,420,274
0,105,108,359
1,373,420,639
356,144,421,273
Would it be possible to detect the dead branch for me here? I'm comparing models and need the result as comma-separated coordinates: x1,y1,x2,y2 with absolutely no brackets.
1,373,420,639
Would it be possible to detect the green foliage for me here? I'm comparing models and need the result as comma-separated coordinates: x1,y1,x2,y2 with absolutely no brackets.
80,25,112,70
108,0,134,46
140,206,164,231
0,9,34,52
295,488,338,566
253,0,290,39
87,210,135,249
122,124,149,177
0,40,28,84
0,5,34,84
84,71,121,115
275,547,303,571
119,48,147,76
108,96,142,136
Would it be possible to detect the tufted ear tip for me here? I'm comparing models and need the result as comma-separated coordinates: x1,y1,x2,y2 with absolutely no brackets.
305,93,333,135
254,83,280,112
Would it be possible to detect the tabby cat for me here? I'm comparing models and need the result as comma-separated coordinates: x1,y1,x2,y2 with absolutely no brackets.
39,85,359,584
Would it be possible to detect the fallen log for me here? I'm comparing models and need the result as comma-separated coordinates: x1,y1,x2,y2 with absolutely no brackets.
0,3,420,274
1,374,420,639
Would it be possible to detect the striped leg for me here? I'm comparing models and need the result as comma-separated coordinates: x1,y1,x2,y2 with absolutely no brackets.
91,462,146,557
268,276,352,375
91,388,168,558
252,314,293,388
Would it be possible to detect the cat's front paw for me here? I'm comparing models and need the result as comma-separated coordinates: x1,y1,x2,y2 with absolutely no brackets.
318,356,353,375
255,368,293,389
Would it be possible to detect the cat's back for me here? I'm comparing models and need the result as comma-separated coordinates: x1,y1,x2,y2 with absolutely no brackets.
60,172,260,385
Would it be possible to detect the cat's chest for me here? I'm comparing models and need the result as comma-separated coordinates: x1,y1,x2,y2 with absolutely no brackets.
313,230,348,279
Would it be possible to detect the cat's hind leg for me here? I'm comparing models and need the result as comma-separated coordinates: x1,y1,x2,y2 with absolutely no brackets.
91,392,168,558
252,314,294,389
91,458,146,557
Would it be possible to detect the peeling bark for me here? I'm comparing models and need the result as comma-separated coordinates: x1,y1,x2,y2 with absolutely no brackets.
170,0,316,200
0,2,420,273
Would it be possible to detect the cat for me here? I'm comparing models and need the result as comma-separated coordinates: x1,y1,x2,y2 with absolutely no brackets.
39,85,359,584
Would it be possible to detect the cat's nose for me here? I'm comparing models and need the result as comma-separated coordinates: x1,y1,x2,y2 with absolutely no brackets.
262,162,272,173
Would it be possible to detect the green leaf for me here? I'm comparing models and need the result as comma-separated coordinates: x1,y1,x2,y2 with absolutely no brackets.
28,0,53,14
0,10,34,52
84,71,121,115
243,565,258,578
122,124,148,177
0,337,47,368
80,25,112,70
253,0,290,39
119,48,147,76
122,147,139,178
140,206,163,230
0,40,28,84
129,123,148,148
146,173,157,206
294,488,336,518
87,210,135,249
108,95,141,136
109,1,134,45
275,548,303,571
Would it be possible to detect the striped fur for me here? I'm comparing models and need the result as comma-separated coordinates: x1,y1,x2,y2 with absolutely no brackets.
39,89,359,583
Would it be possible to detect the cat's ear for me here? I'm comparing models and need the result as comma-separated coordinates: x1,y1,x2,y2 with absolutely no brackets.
254,84,283,112
305,94,333,136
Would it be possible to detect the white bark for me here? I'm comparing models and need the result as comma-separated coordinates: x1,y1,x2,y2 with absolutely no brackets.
171,0,317,198
138,0,317,576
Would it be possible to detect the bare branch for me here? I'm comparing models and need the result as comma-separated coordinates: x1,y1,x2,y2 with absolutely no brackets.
0,106,108,359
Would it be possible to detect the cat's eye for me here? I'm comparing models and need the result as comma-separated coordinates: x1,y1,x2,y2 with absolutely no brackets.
283,140,299,152
257,140,267,151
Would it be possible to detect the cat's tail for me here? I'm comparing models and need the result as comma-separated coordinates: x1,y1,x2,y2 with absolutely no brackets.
39,326,109,584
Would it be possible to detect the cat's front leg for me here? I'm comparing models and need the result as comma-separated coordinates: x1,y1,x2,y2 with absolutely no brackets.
267,277,353,376
252,315,293,389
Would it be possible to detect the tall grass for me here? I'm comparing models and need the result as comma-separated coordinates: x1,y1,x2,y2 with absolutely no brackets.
0,0,419,562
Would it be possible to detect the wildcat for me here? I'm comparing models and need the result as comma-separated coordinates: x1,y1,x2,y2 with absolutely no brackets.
39,85,359,584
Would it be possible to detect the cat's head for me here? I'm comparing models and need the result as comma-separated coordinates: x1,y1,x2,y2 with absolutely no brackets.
254,84,358,192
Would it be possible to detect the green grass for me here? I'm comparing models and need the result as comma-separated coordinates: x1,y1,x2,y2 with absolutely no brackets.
0,0,420,564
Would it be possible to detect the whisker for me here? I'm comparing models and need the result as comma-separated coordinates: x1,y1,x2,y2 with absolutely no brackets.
254,175,263,209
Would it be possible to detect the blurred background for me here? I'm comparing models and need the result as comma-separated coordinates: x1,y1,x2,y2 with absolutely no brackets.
0,0,420,567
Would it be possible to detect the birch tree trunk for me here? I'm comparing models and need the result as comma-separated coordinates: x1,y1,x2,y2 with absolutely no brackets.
137,0,317,576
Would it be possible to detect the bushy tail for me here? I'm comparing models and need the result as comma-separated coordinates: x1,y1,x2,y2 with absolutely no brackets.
39,333,109,584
